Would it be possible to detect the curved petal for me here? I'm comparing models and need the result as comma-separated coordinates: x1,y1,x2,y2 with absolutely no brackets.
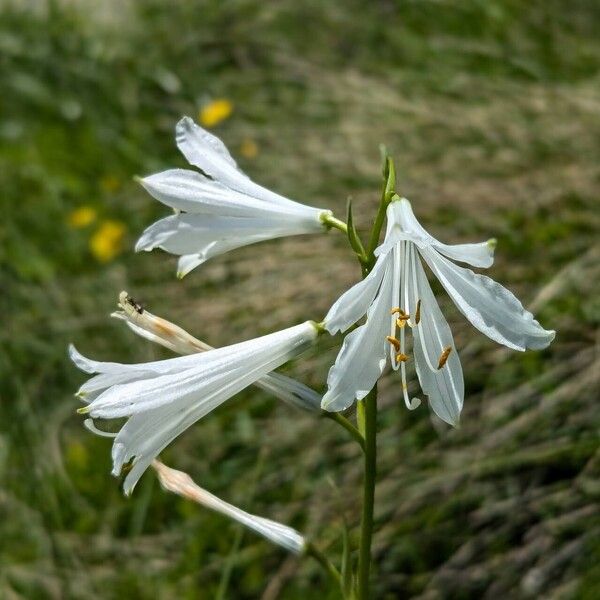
321,259,394,411
175,117,321,218
324,253,388,334
113,343,307,493
139,169,282,217
86,322,317,419
420,246,555,351
407,245,464,426
389,199,495,268
136,212,325,276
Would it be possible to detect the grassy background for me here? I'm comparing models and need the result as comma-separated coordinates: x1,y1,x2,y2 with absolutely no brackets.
1,0,599,598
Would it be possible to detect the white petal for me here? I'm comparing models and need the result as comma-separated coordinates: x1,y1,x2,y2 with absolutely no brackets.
177,254,205,278
324,254,388,334
388,199,495,268
113,307,321,412
175,117,319,216
407,245,464,426
176,116,243,173
113,341,307,492
321,258,394,411
86,322,317,418
255,372,321,412
136,213,325,277
153,461,305,554
421,246,555,351
71,343,206,378
139,169,281,217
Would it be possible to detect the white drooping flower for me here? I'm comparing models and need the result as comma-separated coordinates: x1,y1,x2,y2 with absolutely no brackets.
322,197,555,425
111,291,322,412
152,460,305,555
136,116,332,277
70,321,319,494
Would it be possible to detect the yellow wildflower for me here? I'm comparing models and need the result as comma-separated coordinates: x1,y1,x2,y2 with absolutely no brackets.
199,99,233,127
68,206,97,228
240,138,259,159
90,220,126,263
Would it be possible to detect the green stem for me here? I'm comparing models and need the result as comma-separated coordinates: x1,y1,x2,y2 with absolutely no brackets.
321,213,348,234
325,412,366,452
305,542,342,587
357,387,377,600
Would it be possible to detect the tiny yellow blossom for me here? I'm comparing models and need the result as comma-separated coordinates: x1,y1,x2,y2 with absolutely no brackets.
68,206,97,229
240,138,259,159
100,175,121,193
90,220,127,263
199,99,233,127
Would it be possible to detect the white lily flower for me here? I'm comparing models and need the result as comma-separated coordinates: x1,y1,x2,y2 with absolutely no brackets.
152,460,306,555
136,116,332,277
70,321,319,494
322,197,555,425
111,291,322,413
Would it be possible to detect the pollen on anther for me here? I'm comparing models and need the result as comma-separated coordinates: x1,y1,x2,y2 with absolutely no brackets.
396,316,409,329
395,353,409,363
386,336,401,351
415,300,421,325
437,346,452,369
390,307,402,315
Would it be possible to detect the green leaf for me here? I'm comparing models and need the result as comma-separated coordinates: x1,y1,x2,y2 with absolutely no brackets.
346,198,366,260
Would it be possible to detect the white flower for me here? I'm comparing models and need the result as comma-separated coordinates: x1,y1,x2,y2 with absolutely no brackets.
111,291,322,413
136,116,332,277
322,197,555,425
152,460,305,555
70,321,319,494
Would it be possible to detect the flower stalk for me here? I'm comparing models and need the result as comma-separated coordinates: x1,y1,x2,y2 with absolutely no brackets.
357,387,377,600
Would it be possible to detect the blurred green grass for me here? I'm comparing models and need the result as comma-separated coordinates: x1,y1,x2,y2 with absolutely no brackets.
1,1,599,598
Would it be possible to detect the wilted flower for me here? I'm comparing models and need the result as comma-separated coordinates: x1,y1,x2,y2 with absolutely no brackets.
322,197,555,425
70,321,319,494
153,460,306,554
136,117,332,277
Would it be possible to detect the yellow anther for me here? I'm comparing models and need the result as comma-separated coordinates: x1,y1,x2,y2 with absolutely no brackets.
395,353,409,363
386,336,401,351
437,346,452,369
396,316,409,329
415,300,421,325
390,307,402,315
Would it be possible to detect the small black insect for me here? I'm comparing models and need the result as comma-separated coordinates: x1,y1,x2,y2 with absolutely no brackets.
126,295,144,314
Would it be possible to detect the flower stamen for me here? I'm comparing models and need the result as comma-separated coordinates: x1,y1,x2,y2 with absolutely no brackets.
386,336,401,351
437,346,452,369
415,300,421,325
395,353,409,363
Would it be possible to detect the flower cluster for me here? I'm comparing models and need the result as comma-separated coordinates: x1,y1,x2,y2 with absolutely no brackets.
70,117,554,567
